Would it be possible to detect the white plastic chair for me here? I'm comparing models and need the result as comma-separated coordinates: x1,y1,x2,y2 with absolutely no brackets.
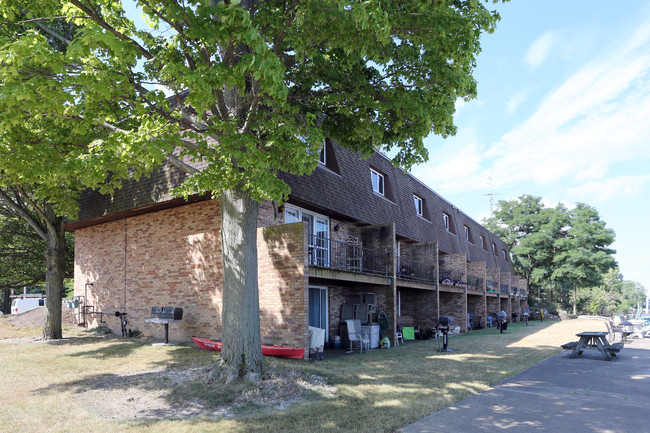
346,319,370,353
395,331,404,346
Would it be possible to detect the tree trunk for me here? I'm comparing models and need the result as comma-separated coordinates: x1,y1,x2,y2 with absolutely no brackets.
572,284,577,316
43,208,66,340
3,289,10,314
214,185,266,383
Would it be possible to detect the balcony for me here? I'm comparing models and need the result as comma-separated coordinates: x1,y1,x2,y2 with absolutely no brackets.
397,257,435,283
486,280,499,294
308,234,391,277
439,270,465,287
500,284,509,295
467,275,484,292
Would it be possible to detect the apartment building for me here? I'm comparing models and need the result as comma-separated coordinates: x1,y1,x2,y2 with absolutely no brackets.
68,141,528,355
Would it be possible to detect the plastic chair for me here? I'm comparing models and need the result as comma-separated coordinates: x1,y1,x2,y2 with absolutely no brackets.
486,316,493,327
346,319,370,353
395,331,404,346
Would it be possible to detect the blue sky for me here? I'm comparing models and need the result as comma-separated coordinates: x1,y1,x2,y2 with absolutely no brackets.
411,0,650,294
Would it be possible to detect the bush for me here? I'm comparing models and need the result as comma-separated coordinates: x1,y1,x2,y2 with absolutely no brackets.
89,325,111,335
127,328,142,338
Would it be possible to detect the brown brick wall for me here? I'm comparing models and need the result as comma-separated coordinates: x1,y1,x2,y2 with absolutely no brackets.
257,222,309,349
500,297,511,316
486,267,500,294
398,288,438,330
258,200,283,228
74,219,127,329
439,292,466,332
467,261,487,292
439,253,467,287
74,200,223,341
467,294,486,328
399,241,437,282
487,296,500,316
75,200,310,351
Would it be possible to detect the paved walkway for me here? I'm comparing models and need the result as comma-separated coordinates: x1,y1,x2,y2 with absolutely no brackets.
400,336,650,432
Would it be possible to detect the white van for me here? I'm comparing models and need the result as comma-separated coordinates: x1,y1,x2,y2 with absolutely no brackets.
11,297,45,315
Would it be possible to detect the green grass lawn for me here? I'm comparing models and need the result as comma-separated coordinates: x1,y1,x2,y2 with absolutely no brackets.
0,318,605,433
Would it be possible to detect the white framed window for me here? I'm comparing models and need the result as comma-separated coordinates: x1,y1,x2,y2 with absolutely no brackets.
443,213,450,231
371,169,384,195
319,144,326,165
492,243,498,256
464,225,470,242
480,235,487,250
414,195,423,216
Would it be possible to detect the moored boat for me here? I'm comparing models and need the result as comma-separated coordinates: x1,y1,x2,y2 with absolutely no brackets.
192,336,305,359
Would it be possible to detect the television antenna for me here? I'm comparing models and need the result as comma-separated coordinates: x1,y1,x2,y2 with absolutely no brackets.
484,177,501,217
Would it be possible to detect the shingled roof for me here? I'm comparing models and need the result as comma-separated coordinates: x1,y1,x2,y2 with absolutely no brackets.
278,143,513,272
70,142,513,272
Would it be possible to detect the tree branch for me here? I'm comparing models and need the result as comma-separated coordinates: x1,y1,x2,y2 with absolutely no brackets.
68,0,155,60
0,186,48,241
15,185,57,237
166,153,199,175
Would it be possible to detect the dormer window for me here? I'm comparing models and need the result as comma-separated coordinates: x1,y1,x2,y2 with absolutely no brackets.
480,235,487,251
492,243,498,256
319,144,326,165
414,195,423,216
443,213,450,231
371,169,384,196
464,225,473,243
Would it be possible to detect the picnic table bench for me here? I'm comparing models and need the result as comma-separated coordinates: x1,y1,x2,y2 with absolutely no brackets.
561,331,623,361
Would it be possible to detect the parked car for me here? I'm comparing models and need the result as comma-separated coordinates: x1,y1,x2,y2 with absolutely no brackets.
11,297,45,315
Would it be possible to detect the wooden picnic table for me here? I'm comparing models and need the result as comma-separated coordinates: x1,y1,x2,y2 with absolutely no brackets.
569,331,613,361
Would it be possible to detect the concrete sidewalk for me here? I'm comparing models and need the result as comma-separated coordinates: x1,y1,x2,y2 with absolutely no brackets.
400,337,650,432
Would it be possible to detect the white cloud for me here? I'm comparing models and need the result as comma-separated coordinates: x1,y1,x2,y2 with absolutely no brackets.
524,32,557,69
435,17,650,195
506,91,528,114
567,174,650,202
417,10,650,202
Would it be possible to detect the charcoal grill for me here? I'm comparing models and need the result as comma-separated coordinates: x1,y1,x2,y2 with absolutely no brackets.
496,311,508,333
438,316,454,352
146,306,183,344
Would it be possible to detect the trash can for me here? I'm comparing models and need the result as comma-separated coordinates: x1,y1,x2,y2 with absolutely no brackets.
331,336,341,350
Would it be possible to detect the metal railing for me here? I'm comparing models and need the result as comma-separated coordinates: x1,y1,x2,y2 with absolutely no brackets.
500,284,509,295
467,275,484,291
397,257,435,282
308,234,391,277
439,270,465,287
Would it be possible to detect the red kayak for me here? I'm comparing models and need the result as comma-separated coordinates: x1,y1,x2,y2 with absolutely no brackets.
192,336,305,359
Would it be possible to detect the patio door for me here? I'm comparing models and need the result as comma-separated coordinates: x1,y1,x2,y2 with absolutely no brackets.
284,205,329,266
309,286,328,341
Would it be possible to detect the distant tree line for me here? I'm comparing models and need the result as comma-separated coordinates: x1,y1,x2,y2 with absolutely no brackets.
484,195,644,316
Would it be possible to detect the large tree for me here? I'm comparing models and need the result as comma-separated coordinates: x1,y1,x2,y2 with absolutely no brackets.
0,212,74,304
484,195,566,295
553,203,617,315
0,14,147,338
1,0,504,381
578,268,645,316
